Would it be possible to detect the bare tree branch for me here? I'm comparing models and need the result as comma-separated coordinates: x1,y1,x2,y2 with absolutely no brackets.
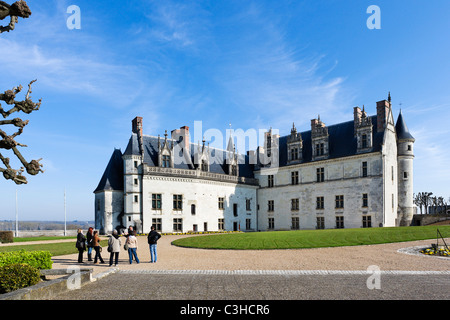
0,1,31,34
0,80,43,184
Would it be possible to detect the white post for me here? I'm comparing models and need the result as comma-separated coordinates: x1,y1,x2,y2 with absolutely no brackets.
15,189,18,237
64,188,67,236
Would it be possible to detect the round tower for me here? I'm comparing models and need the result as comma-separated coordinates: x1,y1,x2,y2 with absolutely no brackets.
395,110,415,226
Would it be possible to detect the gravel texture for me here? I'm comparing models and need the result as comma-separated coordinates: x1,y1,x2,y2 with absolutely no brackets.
49,234,450,276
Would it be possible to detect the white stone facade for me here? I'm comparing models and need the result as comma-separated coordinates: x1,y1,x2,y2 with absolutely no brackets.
94,96,415,234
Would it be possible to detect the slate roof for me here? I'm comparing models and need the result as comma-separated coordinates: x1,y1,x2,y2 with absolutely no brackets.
94,149,124,193
395,111,415,141
276,115,384,167
123,134,255,178
96,113,394,192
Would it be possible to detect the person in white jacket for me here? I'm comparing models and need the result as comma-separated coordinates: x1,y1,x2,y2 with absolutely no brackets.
108,230,121,267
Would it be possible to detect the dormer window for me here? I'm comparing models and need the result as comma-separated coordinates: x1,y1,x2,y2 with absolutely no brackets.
287,123,302,164
231,164,237,176
290,148,298,160
162,155,170,168
315,143,325,156
362,134,368,148
201,160,208,172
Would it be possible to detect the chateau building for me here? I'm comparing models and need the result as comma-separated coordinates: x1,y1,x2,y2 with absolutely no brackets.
94,94,415,234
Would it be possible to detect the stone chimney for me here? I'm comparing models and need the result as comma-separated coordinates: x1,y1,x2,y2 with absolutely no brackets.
376,100,390,132
171,126,190,150
131,116,144,157
354,106,362,125
132,117,143,137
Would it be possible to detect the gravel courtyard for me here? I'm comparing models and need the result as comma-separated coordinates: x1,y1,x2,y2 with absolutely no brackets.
50,234,450,276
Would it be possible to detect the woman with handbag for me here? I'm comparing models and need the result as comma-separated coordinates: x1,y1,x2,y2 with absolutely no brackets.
76,229,86,263
92,230,105,264
108,229,121,267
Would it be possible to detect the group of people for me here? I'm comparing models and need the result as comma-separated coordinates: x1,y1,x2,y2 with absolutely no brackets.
76,226,161,267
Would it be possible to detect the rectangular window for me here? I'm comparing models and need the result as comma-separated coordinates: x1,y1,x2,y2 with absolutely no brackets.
152,218,162,232
335,195,344,209
268,217,274,230
233,203,238,217
173,218,182,232
291,171,299,185
362,134,368,148
246,199,251,211
134,161,138,168
134,178,138,185
134,195,138,203
152,194,162,209
291,198,299,211
291,147,298,160
362,161,368,177
291,217,300,230
173,194,183,210
316,196,324,209
246,219,251,230
316,217,325,229
362,193,368,208
218,197,224,210
336,216,344,229
218,218,224,231
316,143,325,156
403,172,408,179
392,194,394,209
268,175,274,188
316,168,324,182
362,215,372,228
268,200,274,212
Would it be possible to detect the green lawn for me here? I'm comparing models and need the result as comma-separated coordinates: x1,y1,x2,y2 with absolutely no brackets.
13,236,77,243
0,240,108,256
172,226,450,250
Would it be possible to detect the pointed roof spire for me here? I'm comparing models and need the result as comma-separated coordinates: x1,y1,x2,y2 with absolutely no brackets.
388,92,391,104
395,110,415,141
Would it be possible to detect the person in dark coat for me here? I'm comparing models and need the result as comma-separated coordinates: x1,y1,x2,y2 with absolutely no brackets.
76,229,86,263
86,227,94,261
147,226,161,263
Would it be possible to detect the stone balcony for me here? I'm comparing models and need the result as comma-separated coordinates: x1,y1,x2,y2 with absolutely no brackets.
143,165,259,186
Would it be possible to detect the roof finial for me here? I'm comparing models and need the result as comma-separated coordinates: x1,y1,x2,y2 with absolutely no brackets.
388,91,391,103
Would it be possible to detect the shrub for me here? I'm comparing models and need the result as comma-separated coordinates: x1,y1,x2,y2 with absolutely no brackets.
0,263,41,294
0,231,14,244
0,250,53,270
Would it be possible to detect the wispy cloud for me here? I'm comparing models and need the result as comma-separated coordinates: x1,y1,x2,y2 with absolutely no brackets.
0,38,145,108
213,5,347,134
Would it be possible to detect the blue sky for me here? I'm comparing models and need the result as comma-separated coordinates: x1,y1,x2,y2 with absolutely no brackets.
0,0,449,221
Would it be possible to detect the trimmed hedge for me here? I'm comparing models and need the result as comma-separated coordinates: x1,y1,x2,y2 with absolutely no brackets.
0,250,53,270
0,231,14,244
0,263,41,294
